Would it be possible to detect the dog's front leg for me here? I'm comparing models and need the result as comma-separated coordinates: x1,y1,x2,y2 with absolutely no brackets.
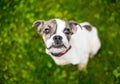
78,54,89,71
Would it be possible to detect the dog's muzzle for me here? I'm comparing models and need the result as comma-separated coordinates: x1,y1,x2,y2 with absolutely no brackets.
46,35,67,49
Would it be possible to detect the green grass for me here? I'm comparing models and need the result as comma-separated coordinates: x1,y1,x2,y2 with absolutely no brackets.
0,0,120,84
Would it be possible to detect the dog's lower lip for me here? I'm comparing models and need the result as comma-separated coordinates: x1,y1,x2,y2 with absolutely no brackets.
46,44,67,49
53,44,64,48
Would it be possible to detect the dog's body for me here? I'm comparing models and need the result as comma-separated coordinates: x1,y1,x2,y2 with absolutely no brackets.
32,18,101,70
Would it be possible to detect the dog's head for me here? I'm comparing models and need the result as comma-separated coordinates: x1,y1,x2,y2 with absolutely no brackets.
32,19,80,56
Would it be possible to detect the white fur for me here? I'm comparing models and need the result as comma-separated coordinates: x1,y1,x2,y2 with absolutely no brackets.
46,19,101,70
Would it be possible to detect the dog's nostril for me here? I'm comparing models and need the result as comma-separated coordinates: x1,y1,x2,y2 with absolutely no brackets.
56,41,59,45
53,35,62,41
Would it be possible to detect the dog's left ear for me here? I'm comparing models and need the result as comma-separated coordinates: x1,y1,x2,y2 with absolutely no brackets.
68,21,79,33
32,20,45,33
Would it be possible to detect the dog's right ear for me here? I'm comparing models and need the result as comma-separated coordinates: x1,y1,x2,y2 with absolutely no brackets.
32,20,44,33
68,21,79,33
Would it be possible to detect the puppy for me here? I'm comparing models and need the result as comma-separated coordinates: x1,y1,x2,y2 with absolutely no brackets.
32,18,101,70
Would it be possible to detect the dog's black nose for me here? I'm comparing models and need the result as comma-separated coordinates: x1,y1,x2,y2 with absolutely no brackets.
53,35,63,41
53,35,63,48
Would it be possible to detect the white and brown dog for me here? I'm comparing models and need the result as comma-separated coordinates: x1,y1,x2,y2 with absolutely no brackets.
32,18,101,70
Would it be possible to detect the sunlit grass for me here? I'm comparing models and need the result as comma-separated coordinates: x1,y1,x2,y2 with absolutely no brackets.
0,0,120,84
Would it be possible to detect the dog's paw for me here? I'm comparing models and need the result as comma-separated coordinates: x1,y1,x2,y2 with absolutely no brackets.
78,63,87,71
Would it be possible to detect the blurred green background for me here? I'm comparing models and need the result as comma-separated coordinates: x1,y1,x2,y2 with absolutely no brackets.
0,0,120,84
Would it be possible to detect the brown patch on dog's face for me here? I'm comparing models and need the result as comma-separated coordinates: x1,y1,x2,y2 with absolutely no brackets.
64,20,79,41
40,19,57,40
32,19,57,41
83,25,92,31
63,23,73,41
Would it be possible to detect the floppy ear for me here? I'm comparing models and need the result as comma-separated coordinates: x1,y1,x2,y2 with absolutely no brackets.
32,20,44,33
68,21,80,33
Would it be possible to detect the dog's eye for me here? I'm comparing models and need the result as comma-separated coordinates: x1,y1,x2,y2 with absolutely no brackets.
44,28,50,34
64,28,71,34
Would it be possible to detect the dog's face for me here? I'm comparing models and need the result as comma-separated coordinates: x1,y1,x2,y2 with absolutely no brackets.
32,19,79,54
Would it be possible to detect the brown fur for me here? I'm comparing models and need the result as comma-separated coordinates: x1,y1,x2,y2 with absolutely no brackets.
83,25,92,31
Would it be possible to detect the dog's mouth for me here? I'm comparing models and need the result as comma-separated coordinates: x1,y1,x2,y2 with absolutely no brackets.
50,45,71,57
46,43,67,50
46,43,71,57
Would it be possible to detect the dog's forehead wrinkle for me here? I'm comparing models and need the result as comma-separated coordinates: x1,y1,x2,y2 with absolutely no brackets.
55,19,66,33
